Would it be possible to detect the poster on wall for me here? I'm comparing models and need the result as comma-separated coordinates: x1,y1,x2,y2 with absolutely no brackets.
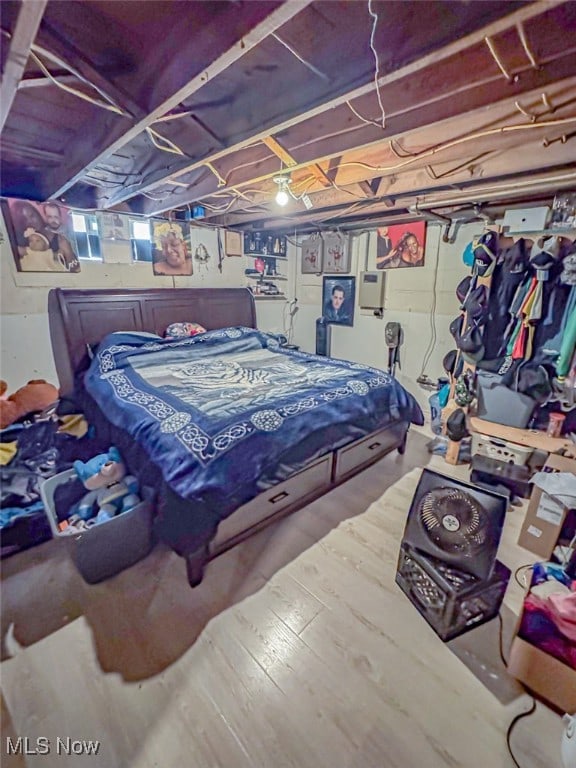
374,222,426,269
322,276,355,326
151,220,193,276
224,229,243,256
3,198,81,273
323,231,350,273
98,211,131,241
301,235,323,274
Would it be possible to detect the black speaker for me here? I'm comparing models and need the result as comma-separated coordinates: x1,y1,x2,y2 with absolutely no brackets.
399,469,507,580
316,317,331,356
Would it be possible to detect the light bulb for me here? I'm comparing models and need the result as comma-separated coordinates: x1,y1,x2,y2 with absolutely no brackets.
275,188,290,206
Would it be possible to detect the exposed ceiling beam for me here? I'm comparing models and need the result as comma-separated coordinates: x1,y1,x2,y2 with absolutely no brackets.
42,1,314,200
137,46,576,216
102,0,570,211
226,168,576,233
261,135,332,188
216,138,576,228
0,0,48,133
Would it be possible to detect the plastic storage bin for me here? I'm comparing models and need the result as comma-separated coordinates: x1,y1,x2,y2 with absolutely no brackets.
476,370,535,429
471,432,533,466
40,469,155,584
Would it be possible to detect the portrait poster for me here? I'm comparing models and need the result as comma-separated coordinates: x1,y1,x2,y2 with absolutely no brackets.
3,198,81,273
322,276,355,327
374,222,426,269
151,220,193,276
301,235,323,274
98,211,131,241
323,231,350,273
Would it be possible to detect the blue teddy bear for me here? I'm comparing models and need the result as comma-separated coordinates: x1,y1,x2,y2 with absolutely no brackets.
73,447,140,524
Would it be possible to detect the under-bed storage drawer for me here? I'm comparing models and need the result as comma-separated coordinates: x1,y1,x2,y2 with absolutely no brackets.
333,422,407,483
211,453,333,552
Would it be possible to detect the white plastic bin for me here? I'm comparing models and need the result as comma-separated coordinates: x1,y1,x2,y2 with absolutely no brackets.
40,469,155,583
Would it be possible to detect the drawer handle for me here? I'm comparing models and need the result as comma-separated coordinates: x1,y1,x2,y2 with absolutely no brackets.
269,490,289,504
368,441,382,451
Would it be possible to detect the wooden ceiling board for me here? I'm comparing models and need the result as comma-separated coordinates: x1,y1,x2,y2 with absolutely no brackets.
136,47,576,217
100,2,574,213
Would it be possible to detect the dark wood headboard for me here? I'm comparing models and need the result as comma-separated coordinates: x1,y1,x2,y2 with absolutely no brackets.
48,287,257,395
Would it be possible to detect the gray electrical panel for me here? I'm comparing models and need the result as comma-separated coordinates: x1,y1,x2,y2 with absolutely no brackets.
359,271,385,308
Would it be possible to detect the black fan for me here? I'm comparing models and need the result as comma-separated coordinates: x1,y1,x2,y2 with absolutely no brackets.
400,469,507,580
418,487,488,557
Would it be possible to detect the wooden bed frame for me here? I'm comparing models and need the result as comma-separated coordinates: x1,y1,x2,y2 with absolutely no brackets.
48,287,409,586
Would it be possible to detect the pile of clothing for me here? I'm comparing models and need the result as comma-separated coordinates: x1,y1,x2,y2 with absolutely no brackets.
0,412,97,557
518,562,576,671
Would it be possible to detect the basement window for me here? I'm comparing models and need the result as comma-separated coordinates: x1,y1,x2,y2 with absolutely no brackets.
71,213,102,260
131,219,153,262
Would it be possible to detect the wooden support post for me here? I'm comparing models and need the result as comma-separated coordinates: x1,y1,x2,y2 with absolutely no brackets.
445,440,461,465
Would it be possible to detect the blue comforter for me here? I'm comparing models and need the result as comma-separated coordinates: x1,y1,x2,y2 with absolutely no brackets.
84,327,423,516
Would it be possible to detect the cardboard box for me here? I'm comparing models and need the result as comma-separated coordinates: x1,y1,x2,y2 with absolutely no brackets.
507,636,576,713
517,454,576,559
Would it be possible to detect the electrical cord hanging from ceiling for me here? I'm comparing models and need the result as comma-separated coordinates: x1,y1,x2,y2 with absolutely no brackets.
367,0,386,128
28,49,127,115
145,127,186,156
345,100,382,128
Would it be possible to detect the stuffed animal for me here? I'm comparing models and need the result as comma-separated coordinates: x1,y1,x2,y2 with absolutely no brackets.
73,447,140,523
0,379,59,430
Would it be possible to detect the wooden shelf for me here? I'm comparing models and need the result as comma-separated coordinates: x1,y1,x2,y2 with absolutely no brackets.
469,416,574,455
503,228,576,238
246,274,288,281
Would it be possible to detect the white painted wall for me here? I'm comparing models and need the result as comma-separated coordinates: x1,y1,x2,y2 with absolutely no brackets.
288,223,479,417
0,214,251,390
0,202,474,422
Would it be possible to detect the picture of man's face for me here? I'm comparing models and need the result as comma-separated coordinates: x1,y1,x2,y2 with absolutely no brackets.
44,204,62,231
331,288,345,310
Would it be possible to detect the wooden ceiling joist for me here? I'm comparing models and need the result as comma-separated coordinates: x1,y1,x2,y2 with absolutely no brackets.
137,39,576,217
41,1,314,200
0,0,48,133
98,1,569,212
261,135,332,188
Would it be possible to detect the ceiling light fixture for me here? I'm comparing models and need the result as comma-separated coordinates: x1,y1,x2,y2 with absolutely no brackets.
273,175,292,206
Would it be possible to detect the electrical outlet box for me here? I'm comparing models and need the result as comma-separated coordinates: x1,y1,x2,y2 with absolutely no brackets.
359,271,385,309
503,206,549,233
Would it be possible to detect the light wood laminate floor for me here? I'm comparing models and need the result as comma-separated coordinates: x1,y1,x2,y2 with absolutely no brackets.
0,433,564,767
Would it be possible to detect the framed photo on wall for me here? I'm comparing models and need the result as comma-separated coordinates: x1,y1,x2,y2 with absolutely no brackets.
3,198,81,273
225,229,243,256
374,221,426,269
301,235,323,274
323,231,350,273
98,211,131,241
322,276,355,326
151,220,193,276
